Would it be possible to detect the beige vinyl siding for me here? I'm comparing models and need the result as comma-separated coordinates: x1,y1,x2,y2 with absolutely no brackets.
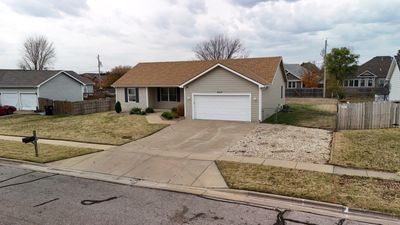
185,67,259,122
261,66,286,120
115,87,147,111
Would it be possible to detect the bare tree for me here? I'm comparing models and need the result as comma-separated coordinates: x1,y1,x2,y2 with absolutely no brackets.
18,36,56,70
193,34,248,60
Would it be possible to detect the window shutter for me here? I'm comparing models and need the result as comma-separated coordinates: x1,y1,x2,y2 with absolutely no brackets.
176,87,180,102
157,88,160,102
136,88,139,103
124,88,128,102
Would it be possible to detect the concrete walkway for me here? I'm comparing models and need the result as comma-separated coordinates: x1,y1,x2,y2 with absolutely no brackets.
145,112,177,124
0,135,114,150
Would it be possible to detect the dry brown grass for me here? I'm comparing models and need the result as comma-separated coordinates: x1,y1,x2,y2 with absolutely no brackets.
264,104,336,130
0,112,167,145
0,140,99,163
286,98,338,105
216,161,400,215
331,129,400,172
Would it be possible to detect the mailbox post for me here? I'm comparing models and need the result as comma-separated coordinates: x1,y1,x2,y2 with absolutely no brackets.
22,130,39,157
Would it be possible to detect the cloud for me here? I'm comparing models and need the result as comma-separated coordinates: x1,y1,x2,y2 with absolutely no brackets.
231,0,298,7
2,0,89,18
0,0,399,72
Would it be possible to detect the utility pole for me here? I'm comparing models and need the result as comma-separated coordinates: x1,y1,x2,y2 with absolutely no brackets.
323,39,328,98
97,54,103,89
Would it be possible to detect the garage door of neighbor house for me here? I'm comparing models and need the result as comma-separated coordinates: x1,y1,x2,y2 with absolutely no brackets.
193,94,251,122
0,93,19,108
20,93,38,110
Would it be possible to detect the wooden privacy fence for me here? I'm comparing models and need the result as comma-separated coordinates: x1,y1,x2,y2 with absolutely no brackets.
337,101,400,130
38,97,115,115
285,88,323,97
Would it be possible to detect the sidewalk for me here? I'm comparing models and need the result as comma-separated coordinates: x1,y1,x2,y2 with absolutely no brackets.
2,133,398,182
0,135,114,150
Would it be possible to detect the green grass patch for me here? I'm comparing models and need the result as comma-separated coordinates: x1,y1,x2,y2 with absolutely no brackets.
0,140,100,163
331,129,400,172
216,161,400,215
0,112,168,145
263,104,336,130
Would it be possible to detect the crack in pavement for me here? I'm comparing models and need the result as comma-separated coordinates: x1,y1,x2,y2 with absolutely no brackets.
0,174,57,189
0,171,36,183
33,198,60,207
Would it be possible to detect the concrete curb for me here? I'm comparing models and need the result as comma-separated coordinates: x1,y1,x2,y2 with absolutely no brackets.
1,160,398,225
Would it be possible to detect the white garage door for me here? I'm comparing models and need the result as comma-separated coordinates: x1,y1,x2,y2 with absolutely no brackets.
193,94,251,122
20,93,38,110
1,93,18,108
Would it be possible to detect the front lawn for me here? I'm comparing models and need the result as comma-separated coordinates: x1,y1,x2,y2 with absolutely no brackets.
216,161,400,215
0,112,168,145
263,104,336,130
330,129,400,172
0,140,100,163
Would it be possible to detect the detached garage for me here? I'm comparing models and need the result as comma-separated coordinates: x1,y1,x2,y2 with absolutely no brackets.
0,70,94,110
113,57,287,122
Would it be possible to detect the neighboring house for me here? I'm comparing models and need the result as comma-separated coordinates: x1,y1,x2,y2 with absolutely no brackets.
343,56,392,96
386,54,400,101
284,64,307,89
0,70,94,110
81,72,108,88
112,57,286,122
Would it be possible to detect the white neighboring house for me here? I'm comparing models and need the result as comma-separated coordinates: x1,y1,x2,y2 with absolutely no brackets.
0,70,94,110
386,55,400,101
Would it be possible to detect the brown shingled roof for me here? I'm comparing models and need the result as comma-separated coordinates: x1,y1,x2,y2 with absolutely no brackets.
112,57,283,87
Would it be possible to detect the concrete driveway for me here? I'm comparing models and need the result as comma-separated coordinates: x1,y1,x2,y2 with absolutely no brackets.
49,120,256,188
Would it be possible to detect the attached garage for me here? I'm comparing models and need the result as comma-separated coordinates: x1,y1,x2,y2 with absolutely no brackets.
0,93,18,108
192,94,251,122
0,70,94,111
20,93,38,110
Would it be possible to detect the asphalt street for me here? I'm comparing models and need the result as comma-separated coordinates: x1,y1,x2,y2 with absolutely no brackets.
0,164,381,225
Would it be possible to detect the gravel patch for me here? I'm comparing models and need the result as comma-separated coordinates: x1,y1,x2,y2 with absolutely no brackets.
226,124,332,164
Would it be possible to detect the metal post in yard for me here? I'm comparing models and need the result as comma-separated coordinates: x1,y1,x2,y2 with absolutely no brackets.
33,130,38,157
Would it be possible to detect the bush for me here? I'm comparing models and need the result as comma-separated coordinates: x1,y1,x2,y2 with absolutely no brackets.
171,107,177,113
130,107,146,115
176,103,184,116
145,107,154,113
115,101,122,113
161,111,178,120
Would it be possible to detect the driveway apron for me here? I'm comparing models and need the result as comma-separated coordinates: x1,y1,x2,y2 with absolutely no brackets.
48,120,256,188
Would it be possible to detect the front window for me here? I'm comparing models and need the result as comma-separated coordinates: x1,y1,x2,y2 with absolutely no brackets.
287,81,296,89
360,79,365,87
354,80,359,87
159,88,178,101
368,79,373,87
127,88,137,102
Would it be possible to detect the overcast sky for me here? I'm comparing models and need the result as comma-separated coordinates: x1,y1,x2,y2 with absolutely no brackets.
0,0,399,73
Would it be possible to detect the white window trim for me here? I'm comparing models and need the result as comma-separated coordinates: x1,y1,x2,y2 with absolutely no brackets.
127,88,137,102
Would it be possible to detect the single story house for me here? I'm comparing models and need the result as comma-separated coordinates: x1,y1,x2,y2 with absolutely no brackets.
112,57,286,122
343,56,392,96
386,53,400,101
284,64,307,89
0,70,94,110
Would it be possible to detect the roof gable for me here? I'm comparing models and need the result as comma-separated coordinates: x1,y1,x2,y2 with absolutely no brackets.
0,70,91,87
113,57,283,87
352,56,392,78
284,64,306,79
